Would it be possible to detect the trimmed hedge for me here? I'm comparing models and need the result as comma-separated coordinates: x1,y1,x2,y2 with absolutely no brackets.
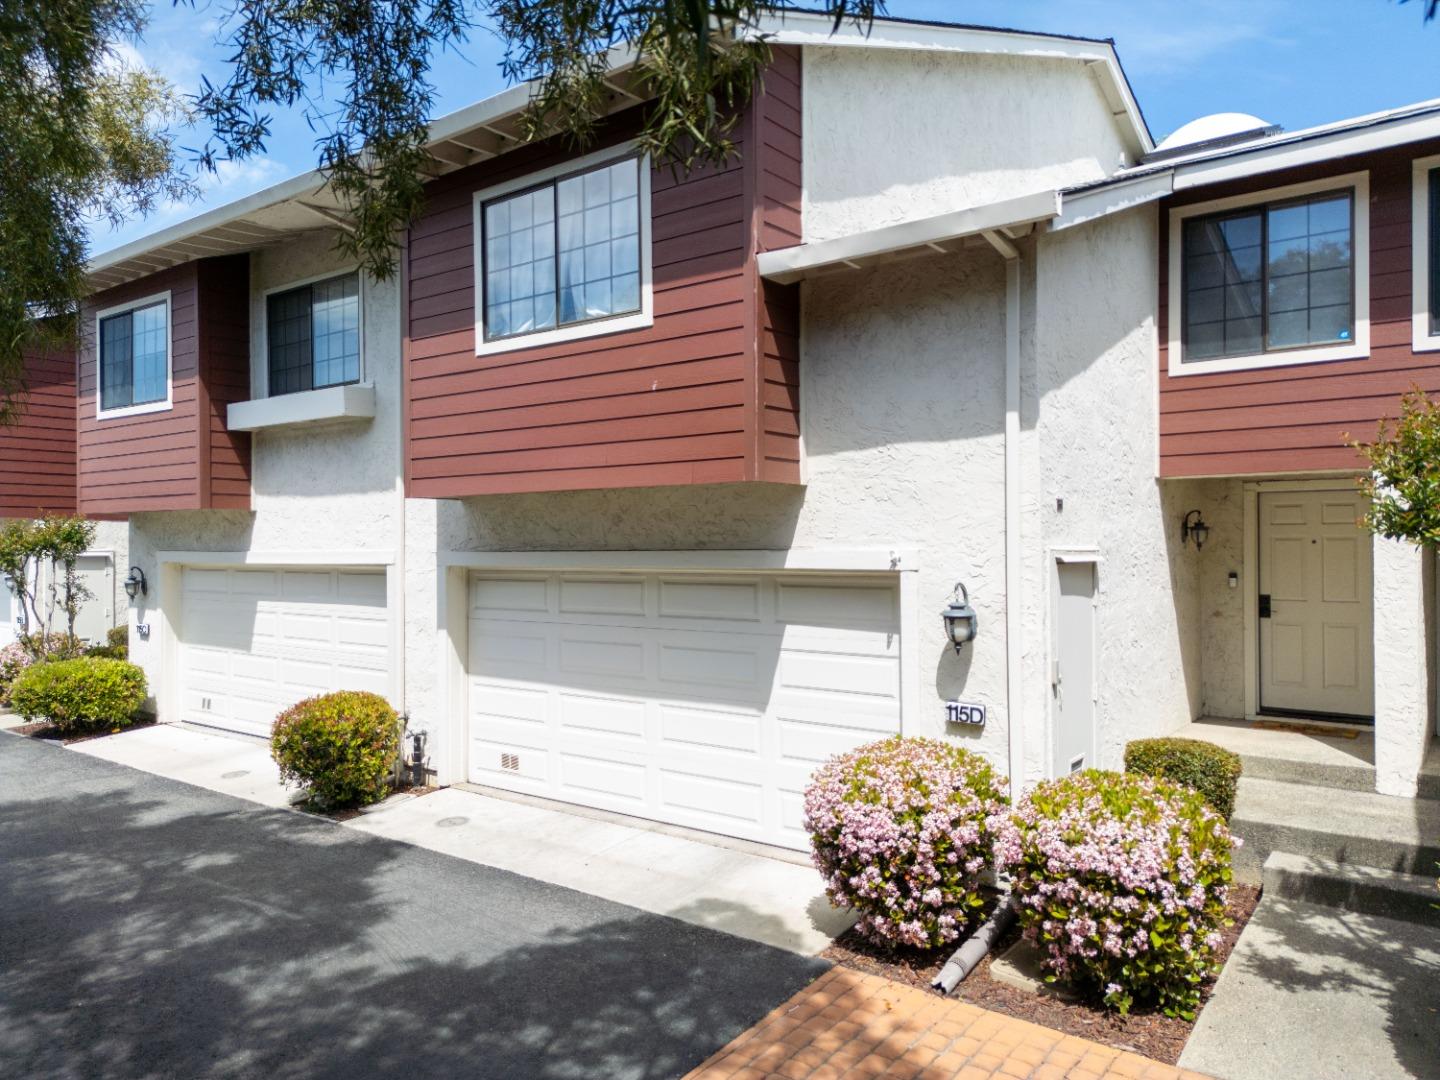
86,626,129,661
7,656,148,734
270,691,402,808
1124,737,1242,821
995,769,1237,1018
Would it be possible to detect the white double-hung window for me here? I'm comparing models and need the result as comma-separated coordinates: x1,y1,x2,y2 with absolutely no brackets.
473,147,652,356
96,291,172,418
1413,154,1440,351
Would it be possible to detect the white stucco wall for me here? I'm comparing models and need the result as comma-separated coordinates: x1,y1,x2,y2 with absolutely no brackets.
801,47,1132,243
126,231,408,723
1373,536,1433,797
1028,207,1199,774
437,247,1017,779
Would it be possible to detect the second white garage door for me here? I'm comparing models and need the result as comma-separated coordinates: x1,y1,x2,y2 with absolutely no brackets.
466,571,903,850
179,566,391,738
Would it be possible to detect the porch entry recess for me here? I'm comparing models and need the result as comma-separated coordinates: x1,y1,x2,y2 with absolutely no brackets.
1257,489,1374,722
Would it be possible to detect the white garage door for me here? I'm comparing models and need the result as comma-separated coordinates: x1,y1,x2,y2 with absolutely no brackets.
466,571,902,850
179,567,390,738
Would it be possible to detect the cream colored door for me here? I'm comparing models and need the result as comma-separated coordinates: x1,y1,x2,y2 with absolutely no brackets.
1258,490,1374,719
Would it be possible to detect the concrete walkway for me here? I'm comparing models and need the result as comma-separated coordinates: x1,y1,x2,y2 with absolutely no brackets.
688,968,1210,1080
65,722,852,955
1180,894,1440,1080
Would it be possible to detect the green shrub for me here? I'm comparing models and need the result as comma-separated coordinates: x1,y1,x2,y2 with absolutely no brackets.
1124,737,1242,820
8,656,148,734
270,691,402,808
86,626,129,661
995,770,1237,1018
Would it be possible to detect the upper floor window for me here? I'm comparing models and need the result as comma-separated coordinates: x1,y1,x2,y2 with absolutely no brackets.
267,272,361,396
473,148,652,357
1412,155,1440,352
1168,172,1370,376
97,292,171,418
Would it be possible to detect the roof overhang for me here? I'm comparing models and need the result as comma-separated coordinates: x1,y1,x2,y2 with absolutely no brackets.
756,189,1060,283
745,11,1153,160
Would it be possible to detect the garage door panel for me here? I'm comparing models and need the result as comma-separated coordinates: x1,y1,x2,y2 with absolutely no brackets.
336,571,387,606
658,703,762,755
335,615,389,651
557,692,647,740
230,570,281,598
467,569,902,850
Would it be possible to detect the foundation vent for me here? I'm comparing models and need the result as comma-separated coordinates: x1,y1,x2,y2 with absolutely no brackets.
500,752,520,772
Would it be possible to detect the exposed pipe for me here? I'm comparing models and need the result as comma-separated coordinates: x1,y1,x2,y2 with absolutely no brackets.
982,229,1027,802
932,888,1016,993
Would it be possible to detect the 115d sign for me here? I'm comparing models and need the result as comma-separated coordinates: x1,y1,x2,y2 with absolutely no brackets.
945,701,987,727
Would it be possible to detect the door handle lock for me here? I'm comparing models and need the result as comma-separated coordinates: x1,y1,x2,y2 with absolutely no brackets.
1258,594,1272,619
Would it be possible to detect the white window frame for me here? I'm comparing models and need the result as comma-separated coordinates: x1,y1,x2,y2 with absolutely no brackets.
1167,171,1370,377
472,142,653,358
254,267,367,401
95,290,174,420
1412,154,1440,352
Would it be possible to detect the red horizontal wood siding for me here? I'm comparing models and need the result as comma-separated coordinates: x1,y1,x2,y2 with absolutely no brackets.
1158,139,1440,477
404,50,803,498
78,255,251,515
0,342,78,517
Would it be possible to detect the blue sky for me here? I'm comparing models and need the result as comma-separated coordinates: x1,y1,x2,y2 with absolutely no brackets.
93,0,1440,255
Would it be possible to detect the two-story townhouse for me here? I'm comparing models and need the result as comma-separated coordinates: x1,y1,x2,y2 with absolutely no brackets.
1057,103,1440,798
0,342,127,647
76,13,1437,857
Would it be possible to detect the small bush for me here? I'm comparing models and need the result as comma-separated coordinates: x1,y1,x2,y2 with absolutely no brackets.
804,736,1008,950
21,631,87,661
270,691,402,808
86,626,129,661
0,642,34,704
7,656,148,734
1125,737,1242,821
995,769,1237,1018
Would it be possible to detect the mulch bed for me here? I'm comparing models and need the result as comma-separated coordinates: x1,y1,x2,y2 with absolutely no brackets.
11,717,157,744
301,783,440,821
821,883,1262,1066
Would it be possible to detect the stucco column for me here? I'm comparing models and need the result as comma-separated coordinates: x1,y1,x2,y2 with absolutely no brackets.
1373,535,1430,797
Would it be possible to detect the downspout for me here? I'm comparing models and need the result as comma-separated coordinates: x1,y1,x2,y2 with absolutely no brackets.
982,230,1026,802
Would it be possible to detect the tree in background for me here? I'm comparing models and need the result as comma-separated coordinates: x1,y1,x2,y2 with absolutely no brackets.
0,0,194,425
0,516,99,655
1353,388,1440,546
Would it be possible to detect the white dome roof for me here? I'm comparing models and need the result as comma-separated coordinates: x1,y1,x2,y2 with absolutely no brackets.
1156,112,1275,152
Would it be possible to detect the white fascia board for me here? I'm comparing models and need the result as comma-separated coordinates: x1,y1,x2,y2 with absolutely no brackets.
757,189,1061,283
1050,172,1174,231
226,383,376,432
746,12,1152,156
440,547,920,573
1172,109,1440,190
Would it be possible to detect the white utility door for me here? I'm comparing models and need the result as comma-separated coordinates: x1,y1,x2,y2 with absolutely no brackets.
1258,490,1374,719
178,567,390,738
1051,560,1097,775
72,555,114,645
466,571,903,850
0,578,13,647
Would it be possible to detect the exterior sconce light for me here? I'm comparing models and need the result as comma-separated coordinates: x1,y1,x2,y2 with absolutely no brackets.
1181,510,1210,550
123,566,148,600
941,582,978,653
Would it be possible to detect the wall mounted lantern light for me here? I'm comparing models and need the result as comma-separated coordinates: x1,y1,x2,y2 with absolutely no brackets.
941,581,979,653
123,566,148,600
1181,510,1211,550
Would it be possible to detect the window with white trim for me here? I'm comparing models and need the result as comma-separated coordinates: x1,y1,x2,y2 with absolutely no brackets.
1431,168,1440,336
266,272,361,396
1182,189,1355,362
477,154,646,348
1415,156,1440,351
99,297,169,414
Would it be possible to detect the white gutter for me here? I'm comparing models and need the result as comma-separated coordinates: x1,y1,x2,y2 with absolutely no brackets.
981,229,1027,801
756,189,1060,284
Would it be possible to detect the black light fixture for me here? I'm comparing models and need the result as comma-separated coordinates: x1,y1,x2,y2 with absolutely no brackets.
941,581,979,653
123,566,148,600
1181,510,1211,550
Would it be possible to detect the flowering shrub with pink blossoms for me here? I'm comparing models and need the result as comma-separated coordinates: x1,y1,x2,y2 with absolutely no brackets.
0,642,33,704
994,769,1237,1018
804,736,1007,950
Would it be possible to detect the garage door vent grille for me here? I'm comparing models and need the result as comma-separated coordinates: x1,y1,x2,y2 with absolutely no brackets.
500,752,519,772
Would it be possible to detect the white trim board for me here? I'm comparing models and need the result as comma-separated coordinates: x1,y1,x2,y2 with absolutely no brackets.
1413,153,1440,353
156,550,396,568
1167,172,1371,378
438,548,919,573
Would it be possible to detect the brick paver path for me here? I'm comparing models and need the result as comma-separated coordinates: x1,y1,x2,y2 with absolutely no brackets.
686,968,1210,1080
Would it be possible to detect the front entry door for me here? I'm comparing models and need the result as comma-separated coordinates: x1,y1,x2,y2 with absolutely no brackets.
1258,490,1374,720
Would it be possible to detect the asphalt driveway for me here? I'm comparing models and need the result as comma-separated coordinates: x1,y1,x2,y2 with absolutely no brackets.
0,735,829,1080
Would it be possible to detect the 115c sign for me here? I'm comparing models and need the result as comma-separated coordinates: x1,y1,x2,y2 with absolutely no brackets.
945,701,987,727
